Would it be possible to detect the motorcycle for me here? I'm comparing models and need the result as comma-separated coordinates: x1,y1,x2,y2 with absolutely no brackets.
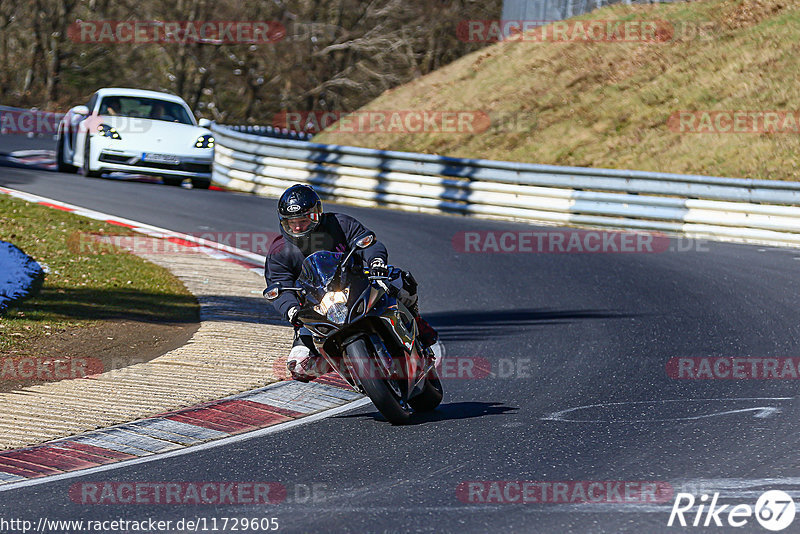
263,232,443,424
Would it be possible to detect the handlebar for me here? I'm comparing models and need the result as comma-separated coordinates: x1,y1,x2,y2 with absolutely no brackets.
363,268,391,281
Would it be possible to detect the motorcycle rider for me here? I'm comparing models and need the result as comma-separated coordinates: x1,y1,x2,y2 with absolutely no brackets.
265,184,438,382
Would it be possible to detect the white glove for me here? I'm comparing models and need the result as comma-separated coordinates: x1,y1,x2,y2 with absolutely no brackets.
287,306,301,326
369,258,389,278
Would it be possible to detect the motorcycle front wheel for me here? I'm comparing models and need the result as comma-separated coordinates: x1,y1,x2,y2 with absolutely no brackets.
409,366,443,412
344,338,411,425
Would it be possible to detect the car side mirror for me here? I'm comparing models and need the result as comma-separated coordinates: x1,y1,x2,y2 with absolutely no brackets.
72,105,89,116
198,118,212,128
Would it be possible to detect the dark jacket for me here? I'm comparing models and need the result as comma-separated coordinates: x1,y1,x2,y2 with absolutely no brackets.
265,212,388,319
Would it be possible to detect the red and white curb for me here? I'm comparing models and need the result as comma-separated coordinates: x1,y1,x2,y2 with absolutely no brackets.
0,379,367,489
0,186,263,275
0,186,373,489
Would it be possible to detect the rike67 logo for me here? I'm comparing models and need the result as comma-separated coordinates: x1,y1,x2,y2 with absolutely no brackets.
668,490,796,531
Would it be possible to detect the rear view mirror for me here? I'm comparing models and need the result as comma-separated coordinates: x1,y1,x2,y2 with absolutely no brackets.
353,233,375,249
263,284,281,300
198,118,212,128
264,282,304,300
72,105,89,115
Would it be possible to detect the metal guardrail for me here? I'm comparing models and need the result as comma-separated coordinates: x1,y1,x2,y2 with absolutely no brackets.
502,0,679,30
211,124,800,247
219,124,312,141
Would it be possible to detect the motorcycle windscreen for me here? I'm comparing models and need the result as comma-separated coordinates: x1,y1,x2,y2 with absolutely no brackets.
298,251,344,294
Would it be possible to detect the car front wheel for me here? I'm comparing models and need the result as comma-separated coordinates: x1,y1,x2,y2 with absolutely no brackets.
56,132,78,174
82,137,102,178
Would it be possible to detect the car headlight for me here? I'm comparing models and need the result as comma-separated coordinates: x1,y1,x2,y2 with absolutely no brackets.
314,289,349,323
194,134,214,149
97,124,121,140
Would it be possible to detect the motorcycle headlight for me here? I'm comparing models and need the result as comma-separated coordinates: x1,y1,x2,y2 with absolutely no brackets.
97,124,121,140
314,289,349,322
194,134,214,149
326,303,348,324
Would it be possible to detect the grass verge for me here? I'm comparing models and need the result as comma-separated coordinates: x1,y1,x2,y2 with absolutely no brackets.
316,0,800,181
0,194,198,356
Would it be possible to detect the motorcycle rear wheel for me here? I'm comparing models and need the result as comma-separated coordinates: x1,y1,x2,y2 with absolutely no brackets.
344,338,411,425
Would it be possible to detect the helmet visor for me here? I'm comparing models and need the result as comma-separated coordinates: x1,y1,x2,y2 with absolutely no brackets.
281,212,319,237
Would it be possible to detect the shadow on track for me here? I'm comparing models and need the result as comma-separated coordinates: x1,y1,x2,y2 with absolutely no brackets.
337,401,518,425
426,308,636,342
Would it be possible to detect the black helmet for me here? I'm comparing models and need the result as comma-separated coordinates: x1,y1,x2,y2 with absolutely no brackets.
278,184,322,237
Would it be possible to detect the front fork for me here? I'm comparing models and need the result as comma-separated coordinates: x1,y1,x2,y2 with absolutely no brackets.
313,337,363,392
315,281,434,398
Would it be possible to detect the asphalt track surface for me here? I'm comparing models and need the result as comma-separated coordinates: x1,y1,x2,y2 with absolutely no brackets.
2,134,800,533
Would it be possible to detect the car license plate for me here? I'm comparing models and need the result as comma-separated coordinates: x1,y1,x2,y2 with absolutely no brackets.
143,153,180,165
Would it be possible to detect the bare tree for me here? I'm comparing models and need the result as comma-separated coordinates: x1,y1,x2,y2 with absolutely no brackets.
0,0,502,119
36,0,79,105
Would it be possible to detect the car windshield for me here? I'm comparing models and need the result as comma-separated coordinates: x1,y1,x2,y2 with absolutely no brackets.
98,96,194,125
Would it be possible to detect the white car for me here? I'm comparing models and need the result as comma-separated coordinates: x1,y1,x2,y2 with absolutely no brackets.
56,88,214,188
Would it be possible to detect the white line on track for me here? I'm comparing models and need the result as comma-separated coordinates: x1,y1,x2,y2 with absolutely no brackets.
542,397,795,423
0,186,266,264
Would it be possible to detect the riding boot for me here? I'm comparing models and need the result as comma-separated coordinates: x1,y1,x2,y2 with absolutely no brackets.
409,302,438,347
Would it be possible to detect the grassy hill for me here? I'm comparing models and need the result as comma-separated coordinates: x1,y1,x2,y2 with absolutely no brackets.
315,0,800,181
